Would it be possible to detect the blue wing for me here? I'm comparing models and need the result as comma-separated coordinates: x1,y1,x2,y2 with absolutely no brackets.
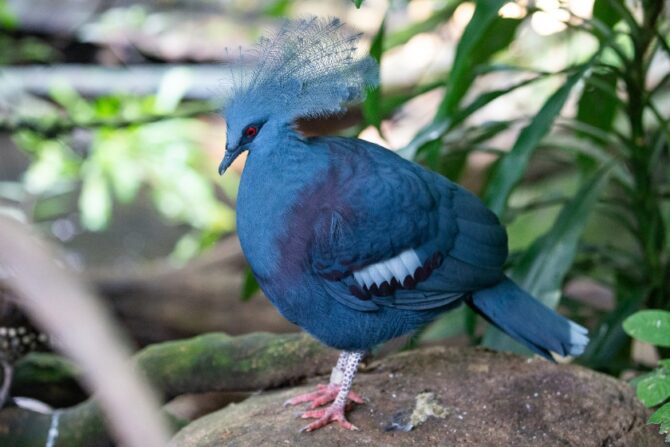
309,136,507,312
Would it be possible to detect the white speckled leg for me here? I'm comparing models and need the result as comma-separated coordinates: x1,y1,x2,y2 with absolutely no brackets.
283,351,364,409
300,351,364,432
329,351,349,386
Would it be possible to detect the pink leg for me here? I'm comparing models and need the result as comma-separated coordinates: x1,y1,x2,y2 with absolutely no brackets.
300,402,357,432
297,351,364,432
284,351,363,408
284,383,364,408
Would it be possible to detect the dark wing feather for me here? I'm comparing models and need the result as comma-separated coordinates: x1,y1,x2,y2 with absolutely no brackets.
309,136,507,312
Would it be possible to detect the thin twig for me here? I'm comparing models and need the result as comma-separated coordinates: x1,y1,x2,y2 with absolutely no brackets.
0,104,216,137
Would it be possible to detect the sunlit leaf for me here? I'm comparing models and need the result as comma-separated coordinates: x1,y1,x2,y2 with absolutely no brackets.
402,15,522,161
49,82,94,122
452,74,548,128
264,0,291,17
22,140,79,194
155,67,192,114
79,167,112,231
483,60,595,216
92,130,143,203
436,3,516,119
171,233,200,263
623,310,670,347
362,17,385,131
398,120,450,160
0,0,17,29
512,165,611,306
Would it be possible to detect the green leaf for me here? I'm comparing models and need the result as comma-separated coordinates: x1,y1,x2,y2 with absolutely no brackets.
79,167,112,231
512,166,611,306
362,17,385,131
398,120,450,160
592,0,620,30
623,310,670,347
576,68,619,155
661,359,670,371
155,67,192,114
483,60,595,216
352,0,363,8
437,3,517,119
263,0,291,17
241,268,260,301
636,371,670,407
377,80,443,119
402,13,522,161
648,402,670,441
483,165,611,354
0,0,17,29
452,74,548,129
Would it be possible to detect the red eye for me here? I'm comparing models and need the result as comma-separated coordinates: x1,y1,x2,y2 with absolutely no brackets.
244,126,258,138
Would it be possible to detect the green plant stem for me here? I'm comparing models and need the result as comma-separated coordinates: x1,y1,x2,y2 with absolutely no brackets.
624,1,667,309
0,103,215,137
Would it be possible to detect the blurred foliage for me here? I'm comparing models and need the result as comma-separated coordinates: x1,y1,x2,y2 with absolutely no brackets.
2,70,234,261
0,0,16,29
0,1,54,64
0,35,55,64
0,0,668,377
625,310,670,442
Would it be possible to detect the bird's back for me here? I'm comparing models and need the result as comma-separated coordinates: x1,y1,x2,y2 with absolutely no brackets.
235,134,510,349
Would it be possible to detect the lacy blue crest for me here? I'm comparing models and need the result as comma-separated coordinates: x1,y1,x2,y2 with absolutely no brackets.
224,17,379,121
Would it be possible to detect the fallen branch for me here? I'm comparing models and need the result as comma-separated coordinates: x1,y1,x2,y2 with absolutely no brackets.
0,332,335,447
0,103,215,136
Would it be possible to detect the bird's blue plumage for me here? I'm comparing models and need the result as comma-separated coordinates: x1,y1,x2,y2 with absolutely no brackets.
221,17,589,359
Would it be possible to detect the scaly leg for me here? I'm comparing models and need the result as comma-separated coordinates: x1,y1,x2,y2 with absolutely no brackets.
299,351,364,432
283,351,363,408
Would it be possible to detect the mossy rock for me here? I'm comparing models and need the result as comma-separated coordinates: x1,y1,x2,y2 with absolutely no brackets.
171,346,665,447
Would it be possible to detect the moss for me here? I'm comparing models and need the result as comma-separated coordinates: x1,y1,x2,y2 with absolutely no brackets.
0,332,333,446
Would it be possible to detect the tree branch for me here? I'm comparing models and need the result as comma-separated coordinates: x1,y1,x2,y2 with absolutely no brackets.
0,332,335,447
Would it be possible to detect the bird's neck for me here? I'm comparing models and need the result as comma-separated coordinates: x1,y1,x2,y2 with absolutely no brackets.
236,129,328,279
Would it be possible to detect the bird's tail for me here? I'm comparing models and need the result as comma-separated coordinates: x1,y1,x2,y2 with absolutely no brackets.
466,277,589,360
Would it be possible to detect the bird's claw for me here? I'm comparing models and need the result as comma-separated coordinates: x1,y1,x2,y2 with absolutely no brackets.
283,383,364,408
299,404,358,432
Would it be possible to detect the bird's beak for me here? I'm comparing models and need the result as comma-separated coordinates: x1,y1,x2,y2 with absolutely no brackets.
218,145,244,175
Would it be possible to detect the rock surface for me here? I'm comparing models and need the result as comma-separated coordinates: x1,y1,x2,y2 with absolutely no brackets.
171,346,664,447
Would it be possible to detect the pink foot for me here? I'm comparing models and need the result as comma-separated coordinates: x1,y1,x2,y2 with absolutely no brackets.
299,402,358,432
283,383,364,409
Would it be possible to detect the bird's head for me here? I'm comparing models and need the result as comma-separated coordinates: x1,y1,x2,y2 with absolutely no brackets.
219,102,270,175
218,17,378,175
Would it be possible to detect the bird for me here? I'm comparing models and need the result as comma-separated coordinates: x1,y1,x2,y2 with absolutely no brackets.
218,17,589,432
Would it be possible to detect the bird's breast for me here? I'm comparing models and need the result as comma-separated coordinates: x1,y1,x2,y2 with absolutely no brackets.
236,150,331,282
